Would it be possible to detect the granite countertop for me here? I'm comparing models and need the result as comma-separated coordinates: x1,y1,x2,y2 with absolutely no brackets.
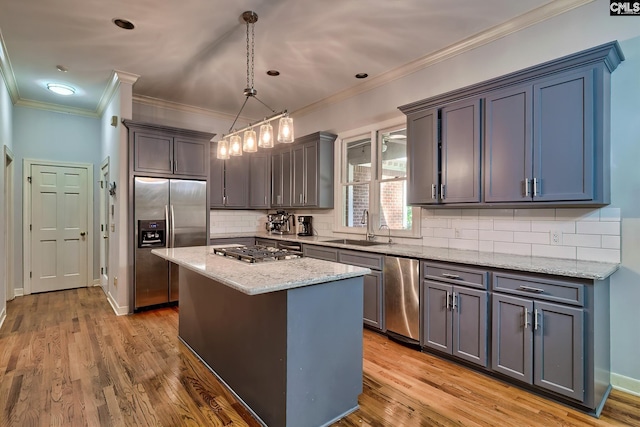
151,246,370,296
209,232,619,281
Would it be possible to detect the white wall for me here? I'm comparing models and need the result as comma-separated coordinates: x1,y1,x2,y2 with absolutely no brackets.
11,106,101,293
0,66,14,326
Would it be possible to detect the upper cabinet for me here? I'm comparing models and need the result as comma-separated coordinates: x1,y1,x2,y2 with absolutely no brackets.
209,147,249,209
400,41,624,208
125,121,213,178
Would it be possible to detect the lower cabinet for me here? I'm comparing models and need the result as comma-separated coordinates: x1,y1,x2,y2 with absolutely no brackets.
422,262,489,367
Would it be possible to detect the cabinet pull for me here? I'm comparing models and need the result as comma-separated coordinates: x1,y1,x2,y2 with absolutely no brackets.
277,195,281,204
174,161,178,172
446,291,450,310
223,195,227,205
524,308,529,329
518,285,544,293
441,273,460,280
264,196,267,205
431,184,436,200
524,178,530,197
452,292,457,310
534,309,539,330
533,178,539,196
299,194,303,204
440,184,445,200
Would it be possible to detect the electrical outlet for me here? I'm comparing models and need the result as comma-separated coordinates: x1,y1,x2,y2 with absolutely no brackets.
551,230,562,245
455,228,461,238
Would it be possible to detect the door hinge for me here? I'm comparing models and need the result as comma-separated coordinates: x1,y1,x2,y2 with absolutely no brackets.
27,176,32,183
30,271,32,278
101,267,104,274
30,224,32,231
101,224,104,232
100,180,104,189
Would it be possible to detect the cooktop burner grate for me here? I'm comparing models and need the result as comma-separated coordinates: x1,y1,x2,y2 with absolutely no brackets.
213,245,303,263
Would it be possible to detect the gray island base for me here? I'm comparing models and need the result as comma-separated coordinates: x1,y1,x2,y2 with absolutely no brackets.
151,247,371,427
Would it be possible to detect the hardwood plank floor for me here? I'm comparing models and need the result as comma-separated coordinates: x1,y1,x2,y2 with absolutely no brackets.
0,287,638,426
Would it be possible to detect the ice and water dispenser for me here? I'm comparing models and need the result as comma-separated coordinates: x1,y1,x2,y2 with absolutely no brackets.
138,220,166,248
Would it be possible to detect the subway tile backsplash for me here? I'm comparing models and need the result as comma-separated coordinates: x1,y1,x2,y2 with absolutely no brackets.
421,207,621,263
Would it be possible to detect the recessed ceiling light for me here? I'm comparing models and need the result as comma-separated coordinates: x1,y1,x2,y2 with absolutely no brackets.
56,65,68,72
266,70,280,76
355,73,368,79
113,18,135,30
47,83,75,96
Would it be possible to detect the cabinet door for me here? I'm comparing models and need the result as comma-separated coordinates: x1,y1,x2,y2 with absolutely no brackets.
281,150,292,207
209,149,225,208
271,152,283,206
174,138,208,176
363,271,384,331
249,152,270,208
441,99,481,203
291,145,305,206
452,287,488,367
533,68,594,201
406,109,439,204
134,133,173,174
304,142,318,206
484,85,533,202
534,301,584,401
491,294,533,383
422,281,453,354
224,156,249,208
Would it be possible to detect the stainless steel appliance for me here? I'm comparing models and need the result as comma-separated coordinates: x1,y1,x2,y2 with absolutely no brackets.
266,210,295,234
384,256,420,344
213,245,303,263
134,177,207,310
297,215,313,236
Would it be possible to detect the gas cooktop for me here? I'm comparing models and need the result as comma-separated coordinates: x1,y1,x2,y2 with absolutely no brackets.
212,245,303,263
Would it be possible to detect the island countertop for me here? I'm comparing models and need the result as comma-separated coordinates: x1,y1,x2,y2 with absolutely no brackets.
152,246,370,295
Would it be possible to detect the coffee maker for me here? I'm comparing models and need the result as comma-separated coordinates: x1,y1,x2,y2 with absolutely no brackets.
266,210,295,234
297,216,313,236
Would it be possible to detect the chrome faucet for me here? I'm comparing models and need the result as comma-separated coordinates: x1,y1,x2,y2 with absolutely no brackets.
379,224,392,243
361,209,375,241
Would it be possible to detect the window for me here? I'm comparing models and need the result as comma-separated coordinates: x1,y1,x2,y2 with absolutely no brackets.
337,121,420,238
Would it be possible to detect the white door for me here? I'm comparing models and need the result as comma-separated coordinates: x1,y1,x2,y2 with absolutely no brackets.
31,164,88,293
99,161,110,292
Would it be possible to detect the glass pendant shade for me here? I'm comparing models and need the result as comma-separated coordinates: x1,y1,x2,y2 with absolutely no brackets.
278,116,294,143
230,134,243,156
258,123,274,148
243,128,258,152
216,139,230,160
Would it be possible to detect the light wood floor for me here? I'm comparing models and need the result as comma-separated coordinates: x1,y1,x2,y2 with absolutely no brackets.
0,288,637,426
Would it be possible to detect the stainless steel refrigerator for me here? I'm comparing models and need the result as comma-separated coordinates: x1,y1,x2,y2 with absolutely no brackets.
134,177,207,310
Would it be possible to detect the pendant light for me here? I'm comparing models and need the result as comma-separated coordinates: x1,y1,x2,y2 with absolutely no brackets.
216,139,230,160
215,10,294,159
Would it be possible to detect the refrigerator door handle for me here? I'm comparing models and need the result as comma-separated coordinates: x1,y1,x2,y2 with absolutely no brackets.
170,204,176,248
164,204,169,246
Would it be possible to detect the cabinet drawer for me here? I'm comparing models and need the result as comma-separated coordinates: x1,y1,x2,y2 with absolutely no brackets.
255,238,277,247
210,237,255,246
338,250,384,270
303,245,338,262
423,262,488,290
492,272,584,307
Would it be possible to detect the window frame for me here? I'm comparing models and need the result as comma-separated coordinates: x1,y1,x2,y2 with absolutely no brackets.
333,118,421,239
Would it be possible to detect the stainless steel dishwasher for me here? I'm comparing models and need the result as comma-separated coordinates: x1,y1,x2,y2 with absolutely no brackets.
384,256,420,345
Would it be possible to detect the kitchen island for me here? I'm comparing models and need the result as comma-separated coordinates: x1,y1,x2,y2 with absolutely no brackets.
152,246,371,427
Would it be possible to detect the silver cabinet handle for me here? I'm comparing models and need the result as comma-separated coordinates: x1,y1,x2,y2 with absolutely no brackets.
440,184,445,200
518,285,544,293
299,194,303,204
277,195,281,204
525,178,530,197
533,178,539,196
446,291,450,310
431,184,436,200
524,308,529,329
452,292,457,310
264,196,267,205
534,309,539,330
174,161,178,172
223,195,226,205
441,273,460,279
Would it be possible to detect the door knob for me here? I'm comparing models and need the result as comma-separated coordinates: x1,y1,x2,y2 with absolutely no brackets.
80,231,86,237
103,235,108,239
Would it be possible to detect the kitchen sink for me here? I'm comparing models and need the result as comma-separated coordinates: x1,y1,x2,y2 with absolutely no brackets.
323,238,389,246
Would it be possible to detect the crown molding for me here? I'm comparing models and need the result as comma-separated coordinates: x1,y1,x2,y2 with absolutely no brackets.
133,94,244,123
14,98,100,118
292,0,595,118
95,70,140,116
0,29,20,103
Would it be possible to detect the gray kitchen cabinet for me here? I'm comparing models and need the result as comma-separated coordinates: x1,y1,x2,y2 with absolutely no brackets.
485,67,600,204
302,244,338,262
271,149,291,207
125,121,212,179
209,147,249,208
339,250,384,331
249,151,271,208
492,272,590,404
210,237,255,246
422,262,488,367
440,98,481,203
406,108,438,204
291,132,336,208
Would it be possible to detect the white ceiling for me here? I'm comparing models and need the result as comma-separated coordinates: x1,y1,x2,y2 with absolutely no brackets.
0,0,590,120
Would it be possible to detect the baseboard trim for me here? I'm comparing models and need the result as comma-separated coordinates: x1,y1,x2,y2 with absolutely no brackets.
0,307,6,331
14,288,24,297
106,291,129,316
611,373,640,397
92,279,100,286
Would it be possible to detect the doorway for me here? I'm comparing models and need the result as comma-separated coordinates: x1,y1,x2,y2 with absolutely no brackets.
23,159,94,294
4,147,14,301
99,158,110,293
